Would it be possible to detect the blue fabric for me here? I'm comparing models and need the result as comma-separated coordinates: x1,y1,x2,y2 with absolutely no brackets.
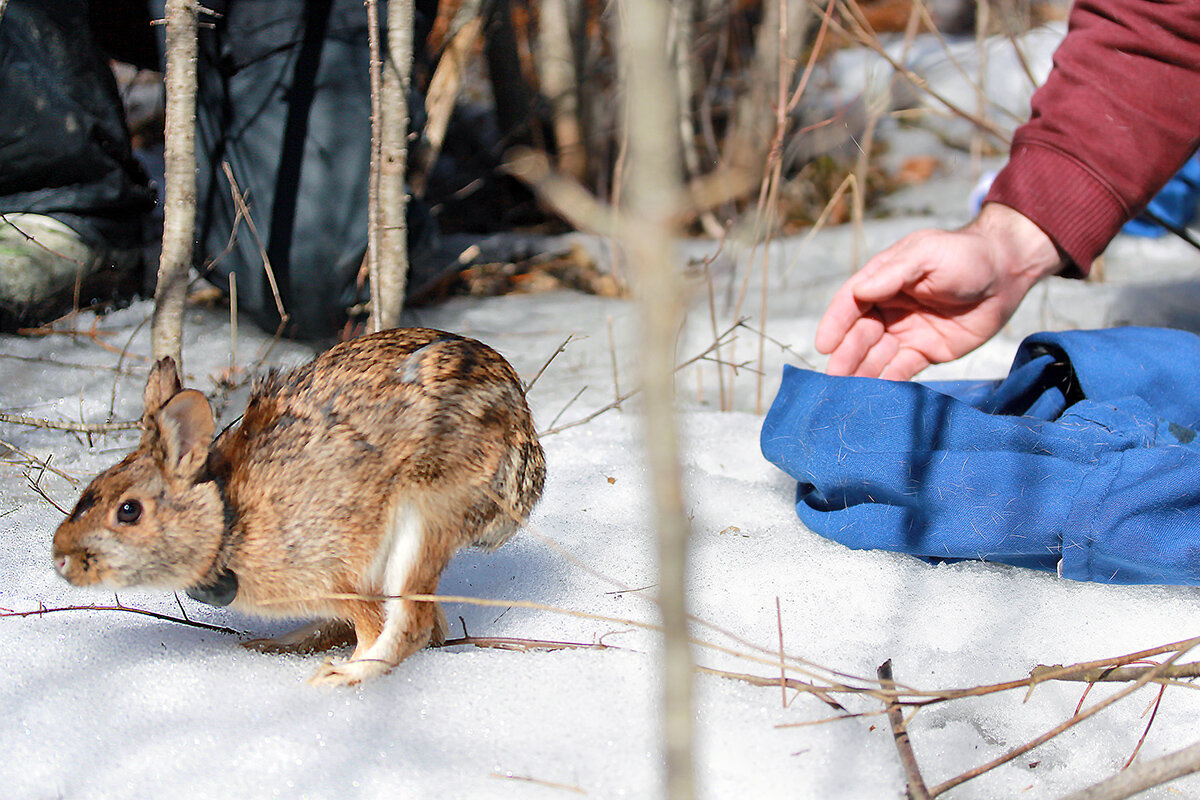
1123,152,1200,237
760,328,1200,585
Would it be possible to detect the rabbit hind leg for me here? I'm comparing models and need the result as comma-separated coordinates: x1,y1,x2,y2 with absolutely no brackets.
243,618,356,654
309,503,447,686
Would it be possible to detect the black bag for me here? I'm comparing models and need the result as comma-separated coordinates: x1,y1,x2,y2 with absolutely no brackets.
192,0,439,339
0,0,154,251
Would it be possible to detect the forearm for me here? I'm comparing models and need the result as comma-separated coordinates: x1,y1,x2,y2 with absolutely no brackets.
986,0,1200,271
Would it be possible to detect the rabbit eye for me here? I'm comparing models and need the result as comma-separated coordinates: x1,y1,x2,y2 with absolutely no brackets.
116,500,143,525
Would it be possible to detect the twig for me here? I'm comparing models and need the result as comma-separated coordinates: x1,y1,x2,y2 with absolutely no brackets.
108,309,152,420
735,321,817,369
538,0,586,180
17,317,141,358
25,465,71,513
505,147,751,245
1,437,79,484
0,412,139,434
878,659,931,800
413,11,483,195
699,666,847,712
229,270,238,373
704,261,727,409
698,355,760,375
441,634,621,653
776,596,787,708
782,171,859,281
752,0,797,415
524,333,574,393
827,0,1010,143
1,603,242,636
1059,739,1200,800
1029,661,1200,684
0,213,87,268
606,316,622,410
173,592,192,622
490,772,586,796
221,162,288,327
0,353,140,377
671,0,724,239
447,617,851,710
929,642,1197,796
504,147,622,236
546,385,588,430
539,320,741,437
6,593,853,706
1124,683,1167,768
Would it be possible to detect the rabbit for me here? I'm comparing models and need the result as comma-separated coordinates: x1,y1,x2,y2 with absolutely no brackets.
52,327,546,686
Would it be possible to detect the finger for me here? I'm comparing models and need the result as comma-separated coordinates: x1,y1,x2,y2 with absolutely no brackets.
819,252,931,354
853,334,900,379
815,279,872,355
878,347,932,382
825,313,884,376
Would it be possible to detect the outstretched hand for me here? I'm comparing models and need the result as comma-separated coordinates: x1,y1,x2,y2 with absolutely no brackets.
815,204,1065,380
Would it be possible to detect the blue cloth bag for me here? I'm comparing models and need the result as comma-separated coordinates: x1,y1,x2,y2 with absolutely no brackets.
760,328,1200,585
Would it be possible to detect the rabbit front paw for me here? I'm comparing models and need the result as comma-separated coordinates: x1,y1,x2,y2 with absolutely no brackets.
307,656,391,687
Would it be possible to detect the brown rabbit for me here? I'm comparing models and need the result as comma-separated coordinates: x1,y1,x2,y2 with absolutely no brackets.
52,328,545,686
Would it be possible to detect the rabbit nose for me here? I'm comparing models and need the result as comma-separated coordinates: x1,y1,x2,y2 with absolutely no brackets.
54,554,69,576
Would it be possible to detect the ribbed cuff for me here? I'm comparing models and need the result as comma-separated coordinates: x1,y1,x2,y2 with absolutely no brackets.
985,141,1130,277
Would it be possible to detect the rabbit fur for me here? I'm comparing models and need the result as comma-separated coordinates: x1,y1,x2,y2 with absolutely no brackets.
53,328,546,686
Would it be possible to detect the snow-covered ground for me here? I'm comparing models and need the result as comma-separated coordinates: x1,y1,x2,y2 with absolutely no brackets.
7,173,1200,797
9,37,1200,795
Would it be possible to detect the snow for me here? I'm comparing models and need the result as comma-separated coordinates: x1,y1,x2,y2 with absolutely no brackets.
8,75,1200,800
7,204,1200,798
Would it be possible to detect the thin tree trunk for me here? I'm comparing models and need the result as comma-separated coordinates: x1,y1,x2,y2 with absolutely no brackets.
412,5,484,195
365,0,384,332
152,0,198,368
484,0,537,147
538,0,586,180
672,0,724,238
374,0,413,331
615,2,694,797
723,0,808,181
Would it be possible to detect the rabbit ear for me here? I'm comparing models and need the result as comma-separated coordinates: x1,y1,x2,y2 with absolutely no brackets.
154,390,215,485
142,357,184,429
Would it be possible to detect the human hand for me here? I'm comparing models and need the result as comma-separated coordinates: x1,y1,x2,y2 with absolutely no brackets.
815,203,1064,380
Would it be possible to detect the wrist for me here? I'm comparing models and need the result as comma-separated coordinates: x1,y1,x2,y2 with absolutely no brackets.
970,202,1065,290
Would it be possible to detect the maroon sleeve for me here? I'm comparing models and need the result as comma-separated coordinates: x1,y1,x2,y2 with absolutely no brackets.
985,0,1200,273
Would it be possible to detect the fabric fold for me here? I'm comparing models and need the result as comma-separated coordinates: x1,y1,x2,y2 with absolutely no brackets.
762,328,1200,585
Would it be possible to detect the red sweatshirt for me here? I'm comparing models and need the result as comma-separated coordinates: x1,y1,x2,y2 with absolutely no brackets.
984,0,1200,274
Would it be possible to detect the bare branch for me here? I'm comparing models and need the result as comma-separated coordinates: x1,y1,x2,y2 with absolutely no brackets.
538,320,741,437
1059,739,1200,800
878,660,931,800
1,603,241,636
0,412,138,434
524,334,575,393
